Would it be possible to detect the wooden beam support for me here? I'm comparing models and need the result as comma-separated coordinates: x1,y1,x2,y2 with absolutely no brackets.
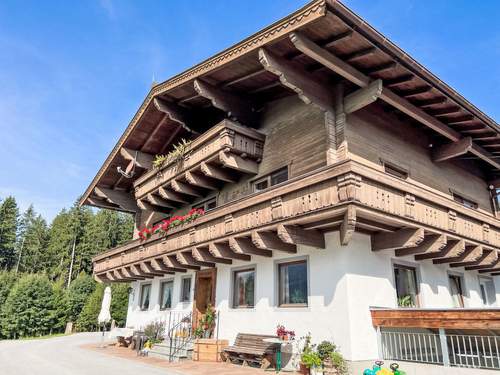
185,170,218,190
209,242,251,261
147,194,176,209
200,162,237,183
251,230,297,253
193,79,255,125
384,75,415,88
218,151,258,174
258,48,334,111
277,224,325,249
166,254,200,271
129,264,155,279
450,248,497,268
343,47,376,62
192,247,230,265
365,62,397,75
433,137,473,162
433,245,483,265
289,31,500,172
415,239,465,260
396,234,447,257
87,197,119,211
343,79,382,114
340,206,356,246
116,268,139,281
158,186,189,204
94,187,138,212
151,258,186,273
179,250,217,267
229,237,272,257
372,228,424,252
465,258,500,271
120,147,153,170
153,97,198,134
171,180,203,197
139,261,170,276
137,199,171,214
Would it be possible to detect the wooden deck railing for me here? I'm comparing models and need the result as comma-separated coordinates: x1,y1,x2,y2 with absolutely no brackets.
93,160,500,280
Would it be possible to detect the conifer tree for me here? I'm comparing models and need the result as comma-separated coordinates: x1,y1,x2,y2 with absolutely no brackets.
0,196,19,270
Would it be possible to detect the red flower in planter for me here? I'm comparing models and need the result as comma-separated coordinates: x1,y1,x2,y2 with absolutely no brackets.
138,209,205,241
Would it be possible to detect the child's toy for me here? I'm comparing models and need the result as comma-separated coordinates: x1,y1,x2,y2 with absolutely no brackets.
389,363,406,375
363,361,406,375
363,360,383,375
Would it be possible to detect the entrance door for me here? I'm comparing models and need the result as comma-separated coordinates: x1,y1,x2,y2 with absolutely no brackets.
193,268,217,327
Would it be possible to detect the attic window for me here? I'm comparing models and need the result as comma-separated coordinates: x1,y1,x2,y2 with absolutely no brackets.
382,161,409,180
452,191,478,209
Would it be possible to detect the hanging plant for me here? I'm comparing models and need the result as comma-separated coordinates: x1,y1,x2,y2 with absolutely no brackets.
137,208,205,241
152,139,192,170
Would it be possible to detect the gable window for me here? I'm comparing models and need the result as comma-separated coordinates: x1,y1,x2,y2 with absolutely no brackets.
452,191,478,209
394,264,419,308
193,197,217,212
479,277,496,306
254,167,289,192
232,268,255,308
139,283,151,310
180,277,192,302
159,280,174,310
382,161,408,180
448,274,464,308
278,260,308,307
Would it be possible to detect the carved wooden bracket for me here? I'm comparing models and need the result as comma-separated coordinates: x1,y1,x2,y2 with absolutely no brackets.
483,224,490,243
404,193,416,219
225,214,234,234
337,173,362,202
448,210,457,232
271,196,283,220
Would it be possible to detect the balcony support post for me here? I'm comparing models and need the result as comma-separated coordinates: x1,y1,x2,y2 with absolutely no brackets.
438,328,450,366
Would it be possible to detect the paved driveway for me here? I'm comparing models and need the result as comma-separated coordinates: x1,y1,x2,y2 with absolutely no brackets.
0,332,178,375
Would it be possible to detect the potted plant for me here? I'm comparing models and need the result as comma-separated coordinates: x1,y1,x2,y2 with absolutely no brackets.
301,351,322,375
317,340,348,375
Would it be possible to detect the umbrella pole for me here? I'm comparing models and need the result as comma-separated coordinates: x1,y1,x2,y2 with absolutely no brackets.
100,322,105,348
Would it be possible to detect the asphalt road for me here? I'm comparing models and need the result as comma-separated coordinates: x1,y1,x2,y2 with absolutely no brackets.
0,332,175,375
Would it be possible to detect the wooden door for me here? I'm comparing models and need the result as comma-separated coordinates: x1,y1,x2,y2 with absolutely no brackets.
193,268,217,327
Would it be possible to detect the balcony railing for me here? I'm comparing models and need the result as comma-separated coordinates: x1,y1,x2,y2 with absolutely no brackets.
93,159,500,279
133,119,265,203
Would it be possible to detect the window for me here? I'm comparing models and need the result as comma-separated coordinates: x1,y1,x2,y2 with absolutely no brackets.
449,274,464,308
139,283,151,310
278,260,308,307
233,268,255,308
254,167,289,192
479,277,496,306
394,264,419,308
159,280,174,310
452,192,478,209
180,277,192,302
383,161,408,180
193,197,217,212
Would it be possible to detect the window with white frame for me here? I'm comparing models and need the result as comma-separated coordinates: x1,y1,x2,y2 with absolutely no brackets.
448,274,465,308
193,197,217,212
479,277,496,306
180,277,192,302
253,167,288,192
232,268,255,308
139,283,151,310
278,259,308,307
159,280,174,310
394,264,419,308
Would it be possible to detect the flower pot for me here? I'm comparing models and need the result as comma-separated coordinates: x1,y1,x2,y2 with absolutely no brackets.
299,363,310,375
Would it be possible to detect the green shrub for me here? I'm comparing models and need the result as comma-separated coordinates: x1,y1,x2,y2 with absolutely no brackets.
110,283,130,327
67,273,96,321
317,340,337,360
76,283,104,332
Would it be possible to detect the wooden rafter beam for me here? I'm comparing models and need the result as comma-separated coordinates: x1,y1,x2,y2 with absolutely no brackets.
153,97,199,134
166,254,200,271
251,230,296,253
147,194,176,209
209,242,251,261
158,186,190,204
343,79,382,114
193,79,255,125
120,147,153,170
384,74,415,88
94,187,138,212
192,247,230,265
372,228,424,252
277,224,325,249
395,234,447,257
179,250,217,267
258,48,334,111
139,261,168,276
433,137,473,162
229,237,272,257
465,258,500,271
433,245,483,265
340,206,356,246
87,197,119,210
365,61,397,75
185,170,218,190
171,180,203,197
218,151,258,174
415,239,465,260
151,258,186,273
289,31,500,171
450,248,497,268
129,264,155,278
118,268,142,281
137,199,171,214
200,162,237,183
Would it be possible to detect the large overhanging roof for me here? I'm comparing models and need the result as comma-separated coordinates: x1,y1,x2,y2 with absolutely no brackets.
80,0,500,212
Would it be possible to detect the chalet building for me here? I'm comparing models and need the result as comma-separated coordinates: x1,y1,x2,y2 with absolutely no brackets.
80,0,500,371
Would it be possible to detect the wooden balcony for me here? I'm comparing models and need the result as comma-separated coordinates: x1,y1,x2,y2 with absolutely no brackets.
371,308,500,330
93,159,500,282
133,120,265,208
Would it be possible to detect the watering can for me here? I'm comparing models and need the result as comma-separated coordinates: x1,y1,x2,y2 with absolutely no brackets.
362,360,383,375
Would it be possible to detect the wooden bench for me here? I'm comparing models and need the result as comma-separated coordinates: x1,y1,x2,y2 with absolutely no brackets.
222,333,279,368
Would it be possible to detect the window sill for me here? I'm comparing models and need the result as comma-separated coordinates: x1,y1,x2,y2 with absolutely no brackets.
278,303,308,308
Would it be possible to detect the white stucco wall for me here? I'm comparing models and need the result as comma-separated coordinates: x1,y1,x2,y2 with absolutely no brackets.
124,231,500,361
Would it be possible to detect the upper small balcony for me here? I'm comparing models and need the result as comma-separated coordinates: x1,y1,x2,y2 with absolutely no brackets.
133,120,265,210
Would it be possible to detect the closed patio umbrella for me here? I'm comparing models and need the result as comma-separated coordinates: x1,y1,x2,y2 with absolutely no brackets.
98,286,112,347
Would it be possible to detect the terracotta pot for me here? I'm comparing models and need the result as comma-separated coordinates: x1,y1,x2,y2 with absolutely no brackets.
299,363,310,375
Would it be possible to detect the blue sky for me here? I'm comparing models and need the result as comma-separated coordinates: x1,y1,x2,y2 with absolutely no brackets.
0,0,499,222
